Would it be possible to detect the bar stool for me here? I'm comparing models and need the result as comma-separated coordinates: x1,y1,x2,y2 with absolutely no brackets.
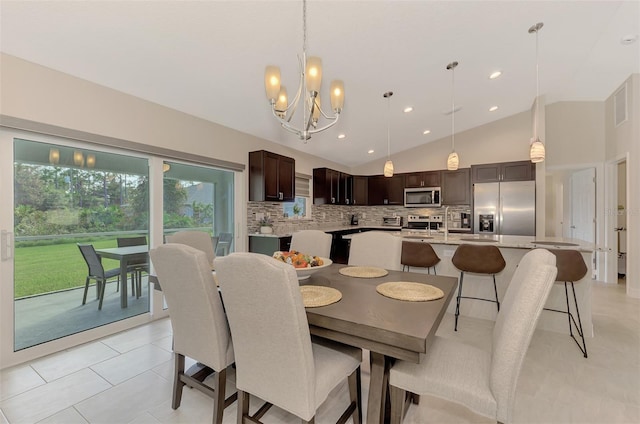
401,241,441,274
452,244,505,331
545,249,589,358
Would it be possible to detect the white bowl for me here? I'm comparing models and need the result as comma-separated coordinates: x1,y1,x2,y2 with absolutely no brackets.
294,258,333,280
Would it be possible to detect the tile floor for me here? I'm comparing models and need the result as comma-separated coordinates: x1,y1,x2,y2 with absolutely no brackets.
1,281,638,424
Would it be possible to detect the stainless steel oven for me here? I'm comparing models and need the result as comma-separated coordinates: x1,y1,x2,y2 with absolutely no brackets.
404,187,441,208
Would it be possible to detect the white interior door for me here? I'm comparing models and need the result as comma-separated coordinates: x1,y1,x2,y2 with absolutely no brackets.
570,168,596,243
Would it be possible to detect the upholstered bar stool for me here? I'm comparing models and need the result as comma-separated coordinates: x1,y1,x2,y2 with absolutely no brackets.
545,249,589,358
452,244,506,331
401,241,441,274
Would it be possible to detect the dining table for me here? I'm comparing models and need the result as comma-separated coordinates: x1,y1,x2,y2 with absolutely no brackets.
95,245,149,308
303,264,457,424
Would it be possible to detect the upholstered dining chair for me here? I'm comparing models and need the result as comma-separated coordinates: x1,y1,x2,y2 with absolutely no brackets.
388,248,557,424
165,230,216,269
290,229,332,258
149,244,235,424
215,252,362,424
348,231,403,271
77,244,120,310
116,235,148,298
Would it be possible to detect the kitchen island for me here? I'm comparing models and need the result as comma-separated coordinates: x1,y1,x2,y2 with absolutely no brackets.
342,230,595,337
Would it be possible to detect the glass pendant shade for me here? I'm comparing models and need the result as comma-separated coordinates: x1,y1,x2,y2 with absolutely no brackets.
48,148,59,165
530,138,545,163
305,56,323,93
447,151,459,171
264,66,281,101
330,80,345,112
86,154,96,168
384,160,394,177
275,86,288,118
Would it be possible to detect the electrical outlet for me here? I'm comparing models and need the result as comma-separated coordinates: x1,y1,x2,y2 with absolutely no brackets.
362,212,366,219
443,249,455,258
256,212,264,221
340,212,344,219
322,212,326,219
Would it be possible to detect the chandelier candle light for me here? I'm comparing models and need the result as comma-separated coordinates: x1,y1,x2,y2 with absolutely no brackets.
529,22,545,163
264,0,344,142
446,61,459,171
383,91,394,177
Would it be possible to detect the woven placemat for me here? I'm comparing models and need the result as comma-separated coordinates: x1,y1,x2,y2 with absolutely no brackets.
339,266,389,278
300,286,342,308
376,282,444,302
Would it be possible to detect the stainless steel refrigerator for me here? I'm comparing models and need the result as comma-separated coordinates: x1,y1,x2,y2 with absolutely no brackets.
473,180,535,236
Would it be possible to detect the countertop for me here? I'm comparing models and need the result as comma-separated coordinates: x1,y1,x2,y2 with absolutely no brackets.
249,225,596,252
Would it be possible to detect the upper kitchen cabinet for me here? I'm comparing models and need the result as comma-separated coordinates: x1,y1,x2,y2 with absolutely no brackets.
368,174,405,205
471,160,535,183
441,168,470,205
249,150,295,202
404,171,441,188
313,168,340,204
351,176,368,205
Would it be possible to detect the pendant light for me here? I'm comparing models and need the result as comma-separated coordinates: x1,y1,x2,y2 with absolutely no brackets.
446,61,459,171
383,91,394,177
529,22,545,163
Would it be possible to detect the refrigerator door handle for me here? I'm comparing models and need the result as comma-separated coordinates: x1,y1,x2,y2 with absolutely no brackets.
499,196,504,234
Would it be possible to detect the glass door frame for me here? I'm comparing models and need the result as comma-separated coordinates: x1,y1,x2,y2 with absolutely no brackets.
0,129,169,369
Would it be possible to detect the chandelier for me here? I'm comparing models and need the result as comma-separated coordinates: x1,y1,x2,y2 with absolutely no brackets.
263,0,344,142
529,22,545,163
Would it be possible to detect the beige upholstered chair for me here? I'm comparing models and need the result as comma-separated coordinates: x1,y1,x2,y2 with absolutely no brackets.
389,248,557,424
149,244,235,424
215,252,362,424
165,230,216,269
290,230,332,258
348,231,403,271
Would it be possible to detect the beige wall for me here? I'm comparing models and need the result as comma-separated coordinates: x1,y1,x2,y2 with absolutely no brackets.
605,74,639,297
0,54,349,175
546,101,605,167
351,110,533,175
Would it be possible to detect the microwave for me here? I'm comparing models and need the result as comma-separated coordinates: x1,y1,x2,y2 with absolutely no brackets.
404,187,441,208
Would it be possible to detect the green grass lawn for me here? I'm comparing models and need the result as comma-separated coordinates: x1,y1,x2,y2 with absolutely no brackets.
14,239,122,298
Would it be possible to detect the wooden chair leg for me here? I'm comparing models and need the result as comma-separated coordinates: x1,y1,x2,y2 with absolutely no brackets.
390,385,406,424
173,353,186,409
347,367,362,424
237,390,250,424
212,368,227,424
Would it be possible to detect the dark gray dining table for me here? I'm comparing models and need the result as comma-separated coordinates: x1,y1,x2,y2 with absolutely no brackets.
95,245,149,308
303,264,456,424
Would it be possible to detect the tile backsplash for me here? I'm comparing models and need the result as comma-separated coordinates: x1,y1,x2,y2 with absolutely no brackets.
247,202,470,234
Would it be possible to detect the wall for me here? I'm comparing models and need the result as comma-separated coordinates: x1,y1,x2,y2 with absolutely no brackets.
605,74,639,297
0,54,349,176
351,109,533,175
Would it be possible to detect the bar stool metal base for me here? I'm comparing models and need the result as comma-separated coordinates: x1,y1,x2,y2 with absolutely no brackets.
544,281,588,358
454,271,501,332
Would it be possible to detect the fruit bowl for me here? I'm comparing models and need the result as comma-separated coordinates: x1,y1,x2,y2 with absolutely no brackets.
294,258,332,280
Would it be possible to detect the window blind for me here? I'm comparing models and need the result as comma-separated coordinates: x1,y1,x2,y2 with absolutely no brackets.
295,173,311,197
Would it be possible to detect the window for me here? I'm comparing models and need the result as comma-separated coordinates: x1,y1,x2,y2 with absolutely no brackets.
283,174,310,218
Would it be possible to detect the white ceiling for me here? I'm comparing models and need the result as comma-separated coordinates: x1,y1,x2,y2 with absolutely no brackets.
1,1,638,167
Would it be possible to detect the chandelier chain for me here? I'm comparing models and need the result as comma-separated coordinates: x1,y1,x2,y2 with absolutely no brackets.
451,64,455,151
534,26,539,140
303,0,307,53
387,94,391,158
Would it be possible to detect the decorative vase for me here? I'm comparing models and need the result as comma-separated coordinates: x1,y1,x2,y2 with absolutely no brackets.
260,226,273,234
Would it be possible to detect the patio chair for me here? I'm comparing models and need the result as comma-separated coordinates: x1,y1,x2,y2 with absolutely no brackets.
77,244,121,310
215,232,233,256
116,236,148,298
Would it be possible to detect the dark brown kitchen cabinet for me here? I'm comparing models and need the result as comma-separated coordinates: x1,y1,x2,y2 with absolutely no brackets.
404,171,441,188
249,150,295,201
471,160,535,183
441,168,471,205
351,176,368,205
339,172,352,205
368,175,405,205
313,168,341,204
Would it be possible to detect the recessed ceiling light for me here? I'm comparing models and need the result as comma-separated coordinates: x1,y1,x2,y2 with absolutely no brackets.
621,34,638,45
337,133,346,139
367,149,375,154
404,107,413,113
489,106,499,112
423,129,431,135
489,71,502,79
